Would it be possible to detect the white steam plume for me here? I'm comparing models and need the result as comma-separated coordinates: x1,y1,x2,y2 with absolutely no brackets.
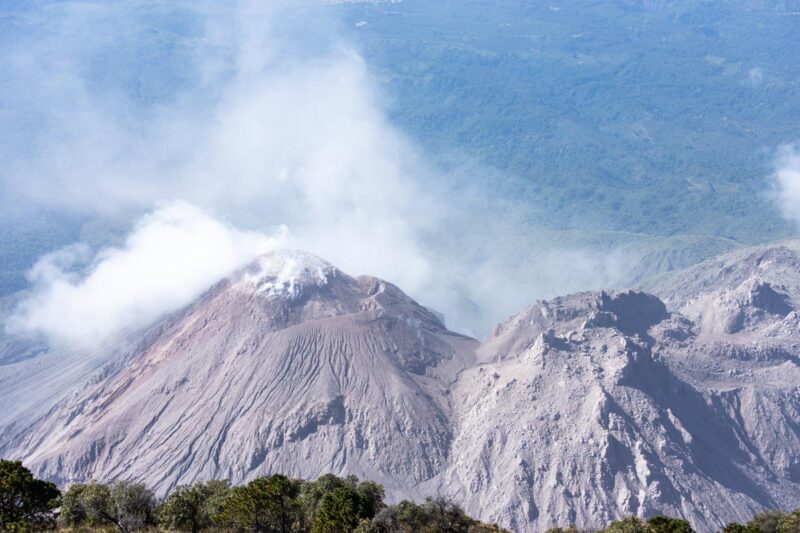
2,1,629,347
6,202,286,348
2,1,440,346
770,144,800,225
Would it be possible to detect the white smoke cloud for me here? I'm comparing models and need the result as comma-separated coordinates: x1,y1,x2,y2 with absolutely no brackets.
6,202,286,348
770,144,800,225
2,1,443,346
2,0,629,347
748,67,764,86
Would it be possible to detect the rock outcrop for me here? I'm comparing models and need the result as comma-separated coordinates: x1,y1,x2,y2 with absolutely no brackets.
438,288,800,530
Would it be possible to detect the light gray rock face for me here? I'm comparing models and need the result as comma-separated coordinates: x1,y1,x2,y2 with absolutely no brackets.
5,244,800,532
437,289,800,531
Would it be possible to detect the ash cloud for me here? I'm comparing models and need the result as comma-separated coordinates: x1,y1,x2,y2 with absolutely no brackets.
2,0,628,347
770,144,800,226
6,202,285,348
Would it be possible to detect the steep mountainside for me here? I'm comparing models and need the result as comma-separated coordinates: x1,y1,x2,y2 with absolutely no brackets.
5,244,800,531
1,251,477,499
438,289,800,531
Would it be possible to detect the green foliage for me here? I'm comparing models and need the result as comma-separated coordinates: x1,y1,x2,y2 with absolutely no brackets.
468,523,512,533
347,0,800,245
750,510,785,533
371,499,429,532
545,526,580,533
214,474,304,532
0,459,60,532
59,481,157,532
604,516,654,533
368,497,489,533
112,482,158,532
647,515,695,533
312,486,363,533
68,483,114,528
158,480,229,532
353,480,385,520
421,497,479,532
778,510,800,533
299,473,385,531
59,483,89,527
11,461,800,533
720,523,760,533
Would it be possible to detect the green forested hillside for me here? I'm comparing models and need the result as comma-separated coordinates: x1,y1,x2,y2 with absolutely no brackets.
338,0,800,242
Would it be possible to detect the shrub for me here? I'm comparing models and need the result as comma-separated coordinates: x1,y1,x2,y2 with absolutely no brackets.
214,474,304,532
158,480,229,532
750,510,785,533
59,481,157,532
0,459,60,532
647,515,695,533
778,510,800,533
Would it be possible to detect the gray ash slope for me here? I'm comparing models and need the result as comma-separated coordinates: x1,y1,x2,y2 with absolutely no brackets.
2,251,478,500
440,289,800,531
6,245,800,531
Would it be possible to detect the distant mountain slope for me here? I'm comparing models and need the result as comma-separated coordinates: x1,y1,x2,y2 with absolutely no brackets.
6,244,800,531
647,240,800,312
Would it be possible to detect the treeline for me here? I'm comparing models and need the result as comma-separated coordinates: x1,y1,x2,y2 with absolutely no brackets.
546,512,800,533
6,459,800,533
0,459,507,532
